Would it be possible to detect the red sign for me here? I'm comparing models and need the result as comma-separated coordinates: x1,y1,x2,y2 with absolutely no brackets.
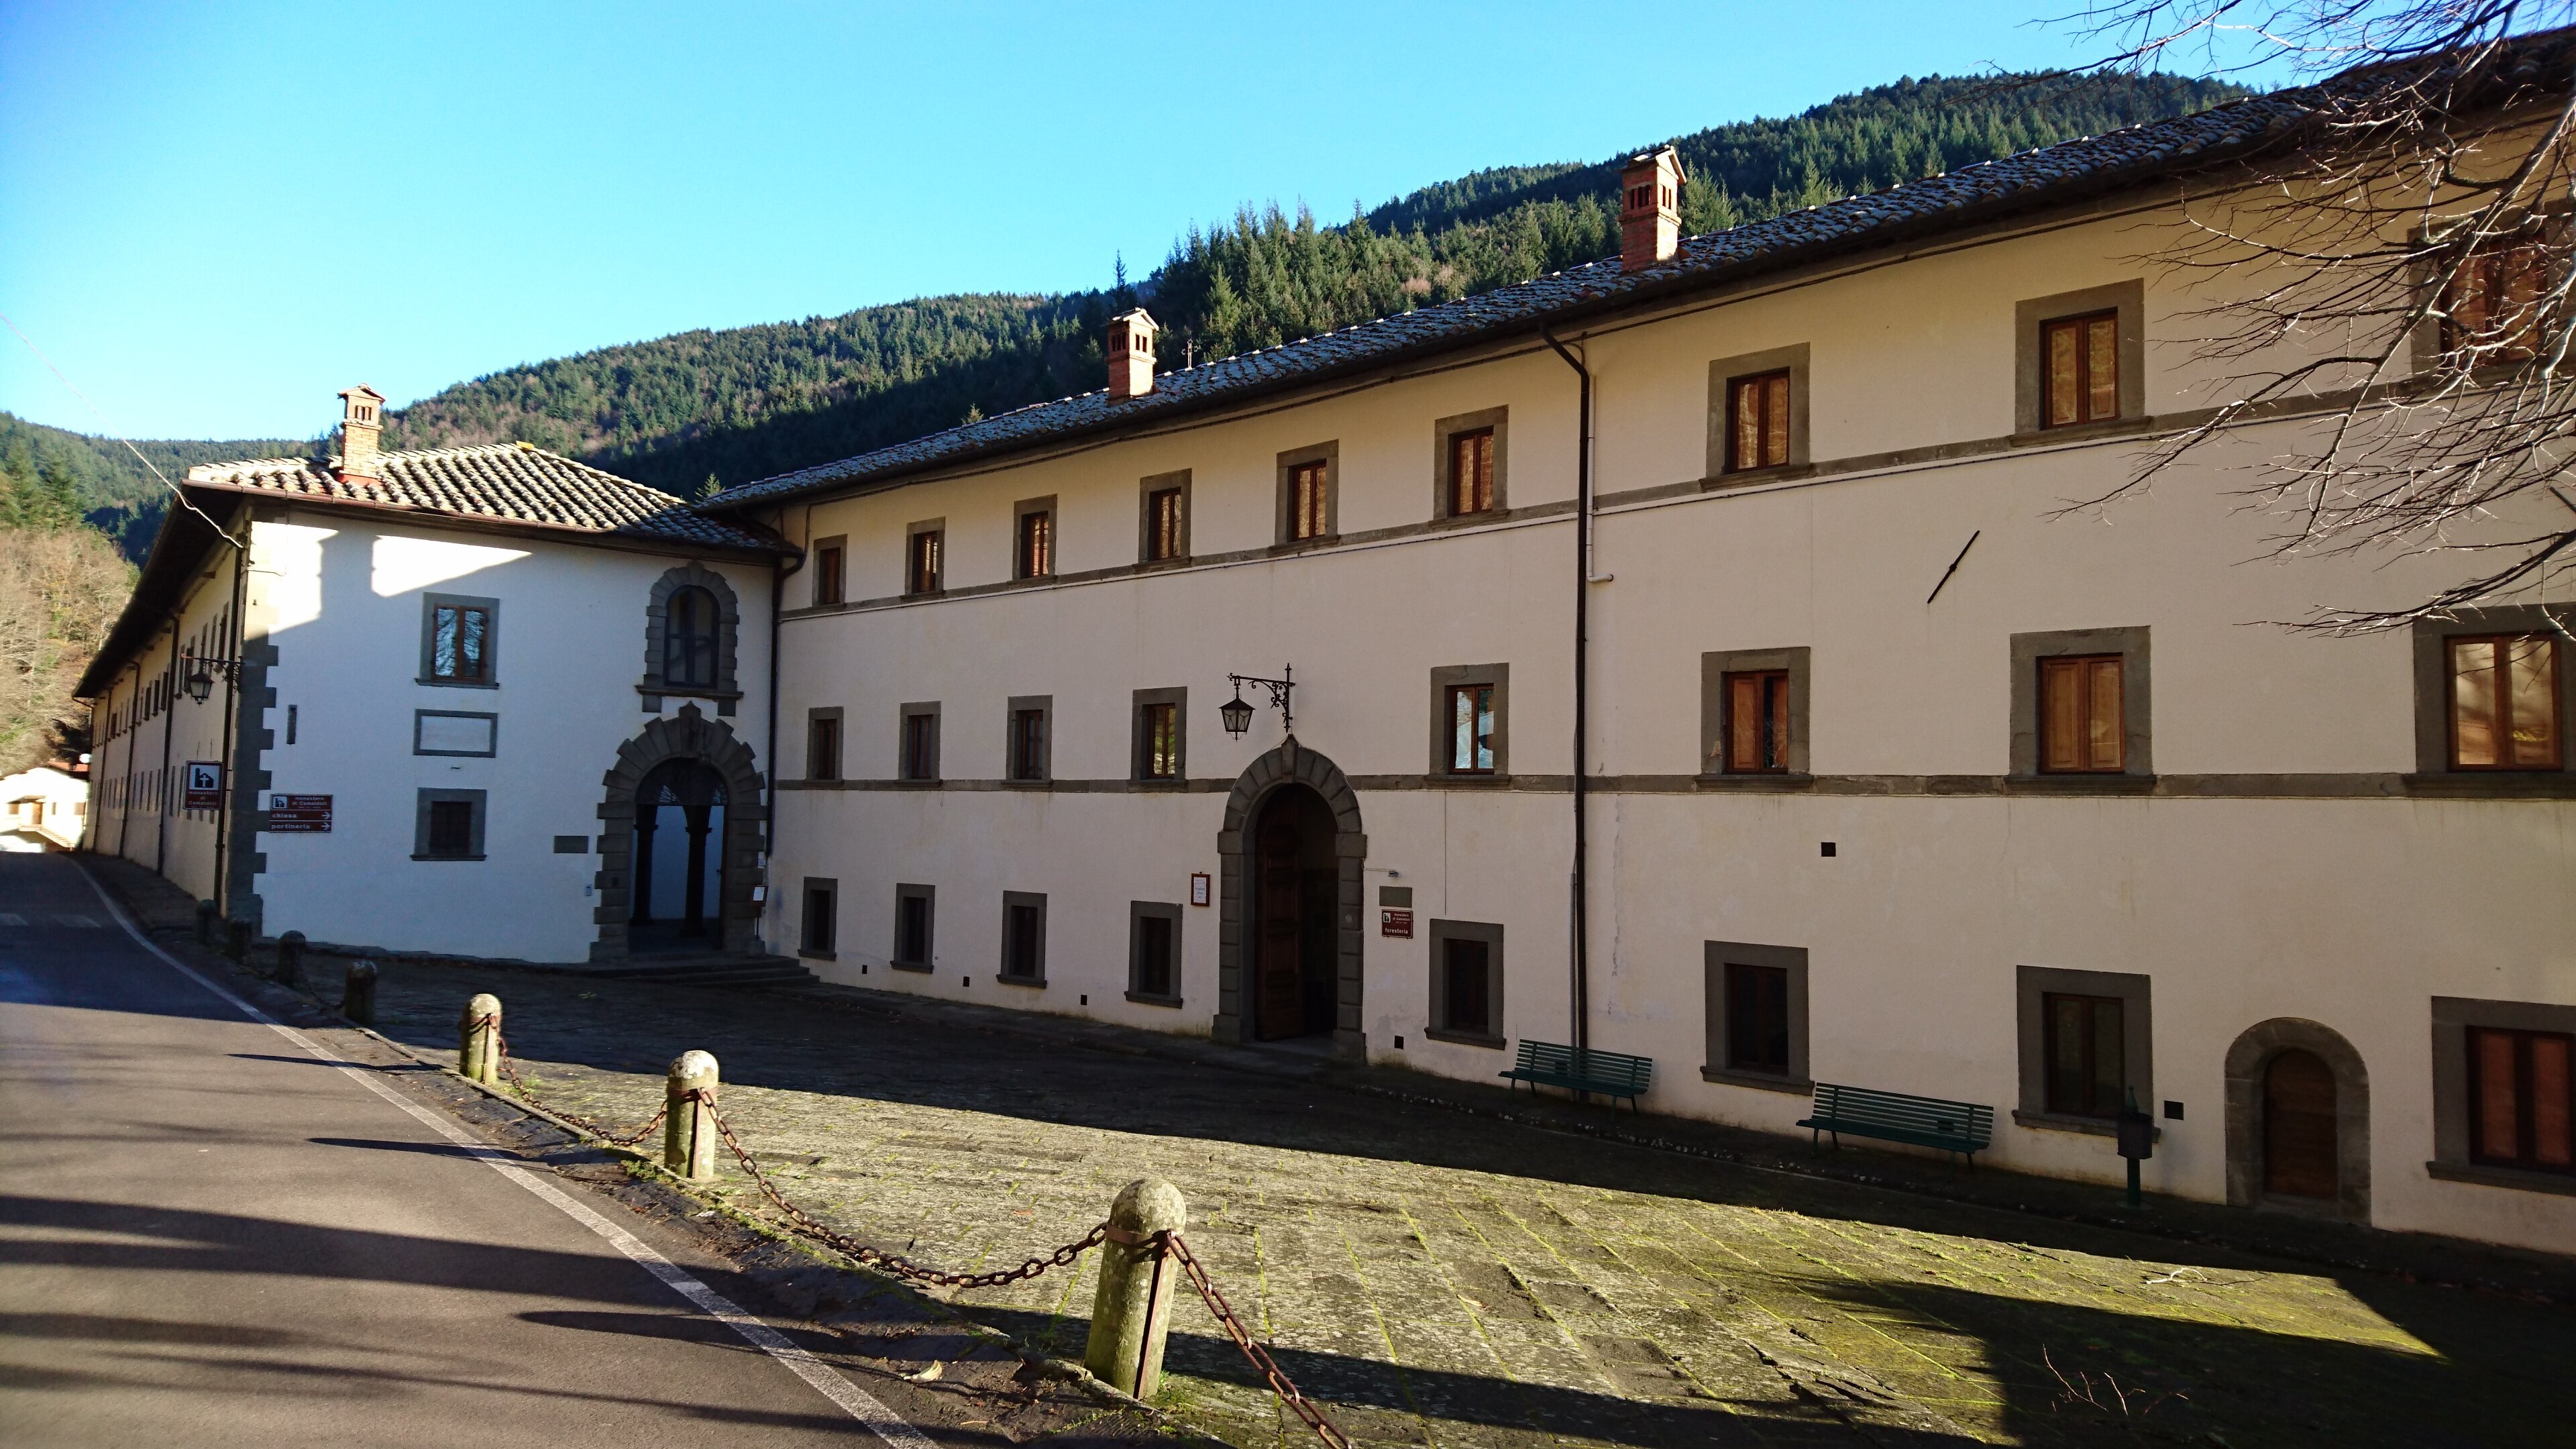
182,761,223,811
1381,908,1414,938
266,794,333,833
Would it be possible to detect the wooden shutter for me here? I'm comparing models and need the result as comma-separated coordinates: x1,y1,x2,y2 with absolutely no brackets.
1450,429,1494,515
2043,311,2120,427
2040,655,2124,772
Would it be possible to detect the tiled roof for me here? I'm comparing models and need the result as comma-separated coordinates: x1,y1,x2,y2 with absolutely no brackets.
188,441,782,553
702,93,2315,512
702,32,2574,515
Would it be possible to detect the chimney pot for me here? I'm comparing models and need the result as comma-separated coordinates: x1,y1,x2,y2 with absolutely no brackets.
1107,309,1159,400
1618,145,1686,272
338,384,386,482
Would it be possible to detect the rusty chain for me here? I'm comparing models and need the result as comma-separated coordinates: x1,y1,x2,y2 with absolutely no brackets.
1163,1231,1354,1449
469,1015,669,1148
461,1010,1350,1446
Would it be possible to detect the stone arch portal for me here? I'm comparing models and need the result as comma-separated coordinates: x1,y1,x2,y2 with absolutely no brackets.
1216,736,1366,1057
2222,1016,2372,1222
592,704,767,960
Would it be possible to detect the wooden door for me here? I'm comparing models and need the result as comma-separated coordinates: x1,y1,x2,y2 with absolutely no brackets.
1254,817,1304,1040
2263,1049,2339,1199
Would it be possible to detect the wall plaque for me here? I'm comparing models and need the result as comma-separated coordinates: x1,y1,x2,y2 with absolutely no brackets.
267,794,333,833
1189,871,1211,907
1381,908,1414,938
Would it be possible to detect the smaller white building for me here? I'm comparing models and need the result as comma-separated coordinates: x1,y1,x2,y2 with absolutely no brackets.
1,765,87,851
77,386,789,963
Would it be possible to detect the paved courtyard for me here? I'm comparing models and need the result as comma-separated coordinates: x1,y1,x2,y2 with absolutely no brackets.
347,959,2569,1448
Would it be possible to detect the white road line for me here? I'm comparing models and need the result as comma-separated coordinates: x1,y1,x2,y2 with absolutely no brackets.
0,913,23,926
71,864,936,1449
55,914,99,928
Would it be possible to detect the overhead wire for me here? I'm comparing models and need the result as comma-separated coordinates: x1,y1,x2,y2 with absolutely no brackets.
1,309,244,548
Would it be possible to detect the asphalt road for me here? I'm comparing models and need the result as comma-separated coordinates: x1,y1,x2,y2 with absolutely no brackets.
0,851,923,1448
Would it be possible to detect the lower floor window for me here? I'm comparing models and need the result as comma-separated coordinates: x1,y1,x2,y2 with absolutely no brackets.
1000,893,1046,982
426,801,474,855
1725,961,1791,1075
2471,1026,2573,1172
1132,910,1175,998
2044,992,2125,1118
800,881,836,955
1442,938,1492,1036
896,893,931,966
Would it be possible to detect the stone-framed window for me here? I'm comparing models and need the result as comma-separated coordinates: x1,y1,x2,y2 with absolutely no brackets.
2013,280,2147,437
999,890,1048,986
1432,407,1509,520
413,709,498,758
419,593,499,688
639,564,742,716
1426,918,1505,1047
811,535,847,606
1014,496,1056,581
892,883,935,971
1006,695,1052,784
1277,441,1338,544
1701,647,1811,779
898,702,941,782
806,706,843,782
1703,940,1811,1091
800,877,837,960
2009,627,2151,783
1133,686,1187,784
2430,996,2576,1196
1140,470,1191,564
1706,344,1811,482
2015,965,2154,1136
2411,604,2572,778
413,788,487,861
1128,900,1183,1006
905,519,945,596
1430,663,1510,779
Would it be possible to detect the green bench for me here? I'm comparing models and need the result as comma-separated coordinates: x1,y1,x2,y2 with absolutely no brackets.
1798,1082,1993,1167
1499,1040,1653,1111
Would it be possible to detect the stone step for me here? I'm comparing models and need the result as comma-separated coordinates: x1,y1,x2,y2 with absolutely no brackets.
580,955,816,988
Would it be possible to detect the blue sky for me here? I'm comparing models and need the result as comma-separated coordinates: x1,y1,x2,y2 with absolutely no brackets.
2,1,2251,440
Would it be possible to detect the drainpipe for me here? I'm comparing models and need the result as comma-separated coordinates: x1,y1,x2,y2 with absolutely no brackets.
154,621,178,877
211,508,249,916
763,504,811,859
1542,330,1595,1054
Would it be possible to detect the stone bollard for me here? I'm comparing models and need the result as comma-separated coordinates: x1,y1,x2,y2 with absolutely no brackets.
664,1051,720,1181
224,917,252,963
195,900,218,945
274,930,307,989
340,960,378,1025
1085,1177,1187,1401
459,994,502,1084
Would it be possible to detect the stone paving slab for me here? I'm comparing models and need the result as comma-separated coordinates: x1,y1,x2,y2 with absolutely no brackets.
325,955,2569,1448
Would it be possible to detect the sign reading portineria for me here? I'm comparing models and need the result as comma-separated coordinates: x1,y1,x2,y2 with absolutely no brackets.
266,794,333,833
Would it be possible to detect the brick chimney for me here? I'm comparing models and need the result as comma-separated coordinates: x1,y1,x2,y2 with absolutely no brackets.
1108,309,1158,400
1619,145,1685,271
338,384,385,482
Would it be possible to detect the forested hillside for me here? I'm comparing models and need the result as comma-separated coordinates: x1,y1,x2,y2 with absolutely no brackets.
1,409,304,560
47,69,2251,527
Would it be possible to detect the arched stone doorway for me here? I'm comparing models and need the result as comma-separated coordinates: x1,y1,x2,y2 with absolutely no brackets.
631,757,727,953
592,704,767,961
1216,737,1365,1057
2224,1018,2371,1221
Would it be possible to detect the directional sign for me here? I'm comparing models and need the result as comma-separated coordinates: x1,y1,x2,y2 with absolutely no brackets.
182,761,223,811
266,794,333,833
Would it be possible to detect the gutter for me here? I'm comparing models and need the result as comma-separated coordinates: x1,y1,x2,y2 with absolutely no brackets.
154,622,178,876
764,505,812,863
212,504,249,916
1541,330,1595,1054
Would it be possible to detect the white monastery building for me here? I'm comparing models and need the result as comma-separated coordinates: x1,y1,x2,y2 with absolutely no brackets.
83,77,2575,1254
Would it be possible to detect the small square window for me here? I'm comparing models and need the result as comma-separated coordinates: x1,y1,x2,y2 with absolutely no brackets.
413,788,486,860
2016,965,2152,1130
1703,941,1809,1090
2010,629,2148,780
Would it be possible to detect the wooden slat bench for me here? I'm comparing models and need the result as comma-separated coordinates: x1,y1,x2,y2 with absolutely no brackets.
1499,1040,1653,1111
1797,1082,1993,1167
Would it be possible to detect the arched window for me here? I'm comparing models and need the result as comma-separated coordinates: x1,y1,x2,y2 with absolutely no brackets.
663,586,718,688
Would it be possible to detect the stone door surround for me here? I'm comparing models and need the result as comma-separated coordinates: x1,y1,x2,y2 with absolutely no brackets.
592,704,767,960
2223,1016,2371,1222
1214,737,1366,1057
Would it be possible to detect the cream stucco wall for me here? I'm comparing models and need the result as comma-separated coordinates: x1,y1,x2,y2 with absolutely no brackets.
757,205,2575,1254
